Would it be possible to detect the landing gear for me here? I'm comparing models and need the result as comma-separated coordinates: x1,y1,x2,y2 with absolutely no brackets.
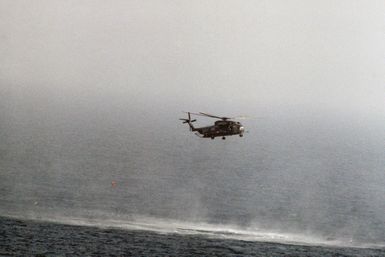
222,136,226,140
239,134,243,137
211,136,214,140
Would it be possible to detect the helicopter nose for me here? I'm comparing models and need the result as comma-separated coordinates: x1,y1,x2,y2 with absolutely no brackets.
240,126,245,133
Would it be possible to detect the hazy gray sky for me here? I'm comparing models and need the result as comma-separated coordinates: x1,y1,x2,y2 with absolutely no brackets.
1,0,384,118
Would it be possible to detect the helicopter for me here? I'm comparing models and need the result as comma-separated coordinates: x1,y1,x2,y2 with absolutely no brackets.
180,112,245,140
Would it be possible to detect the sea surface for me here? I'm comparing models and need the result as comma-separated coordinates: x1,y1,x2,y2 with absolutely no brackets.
1,104,385,255
2,215,385,256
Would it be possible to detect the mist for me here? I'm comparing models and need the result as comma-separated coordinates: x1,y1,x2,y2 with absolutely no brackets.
1,0,385,247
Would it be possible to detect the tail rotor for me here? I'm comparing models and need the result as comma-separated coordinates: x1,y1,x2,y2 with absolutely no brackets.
179,112,196,131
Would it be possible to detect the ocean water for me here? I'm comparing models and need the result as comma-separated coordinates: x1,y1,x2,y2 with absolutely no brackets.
2,215,385,257
1,105,385,255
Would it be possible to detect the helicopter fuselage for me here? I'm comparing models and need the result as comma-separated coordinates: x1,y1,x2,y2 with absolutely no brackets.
194,120,244,139
180,112,245,139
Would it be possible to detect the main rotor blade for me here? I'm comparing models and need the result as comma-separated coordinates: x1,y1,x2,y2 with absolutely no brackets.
198,112,230,119
187,111,247,120
185,112,215,118
185,112,204,116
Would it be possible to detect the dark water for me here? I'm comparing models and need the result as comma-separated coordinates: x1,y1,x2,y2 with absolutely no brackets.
1,216,385,257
